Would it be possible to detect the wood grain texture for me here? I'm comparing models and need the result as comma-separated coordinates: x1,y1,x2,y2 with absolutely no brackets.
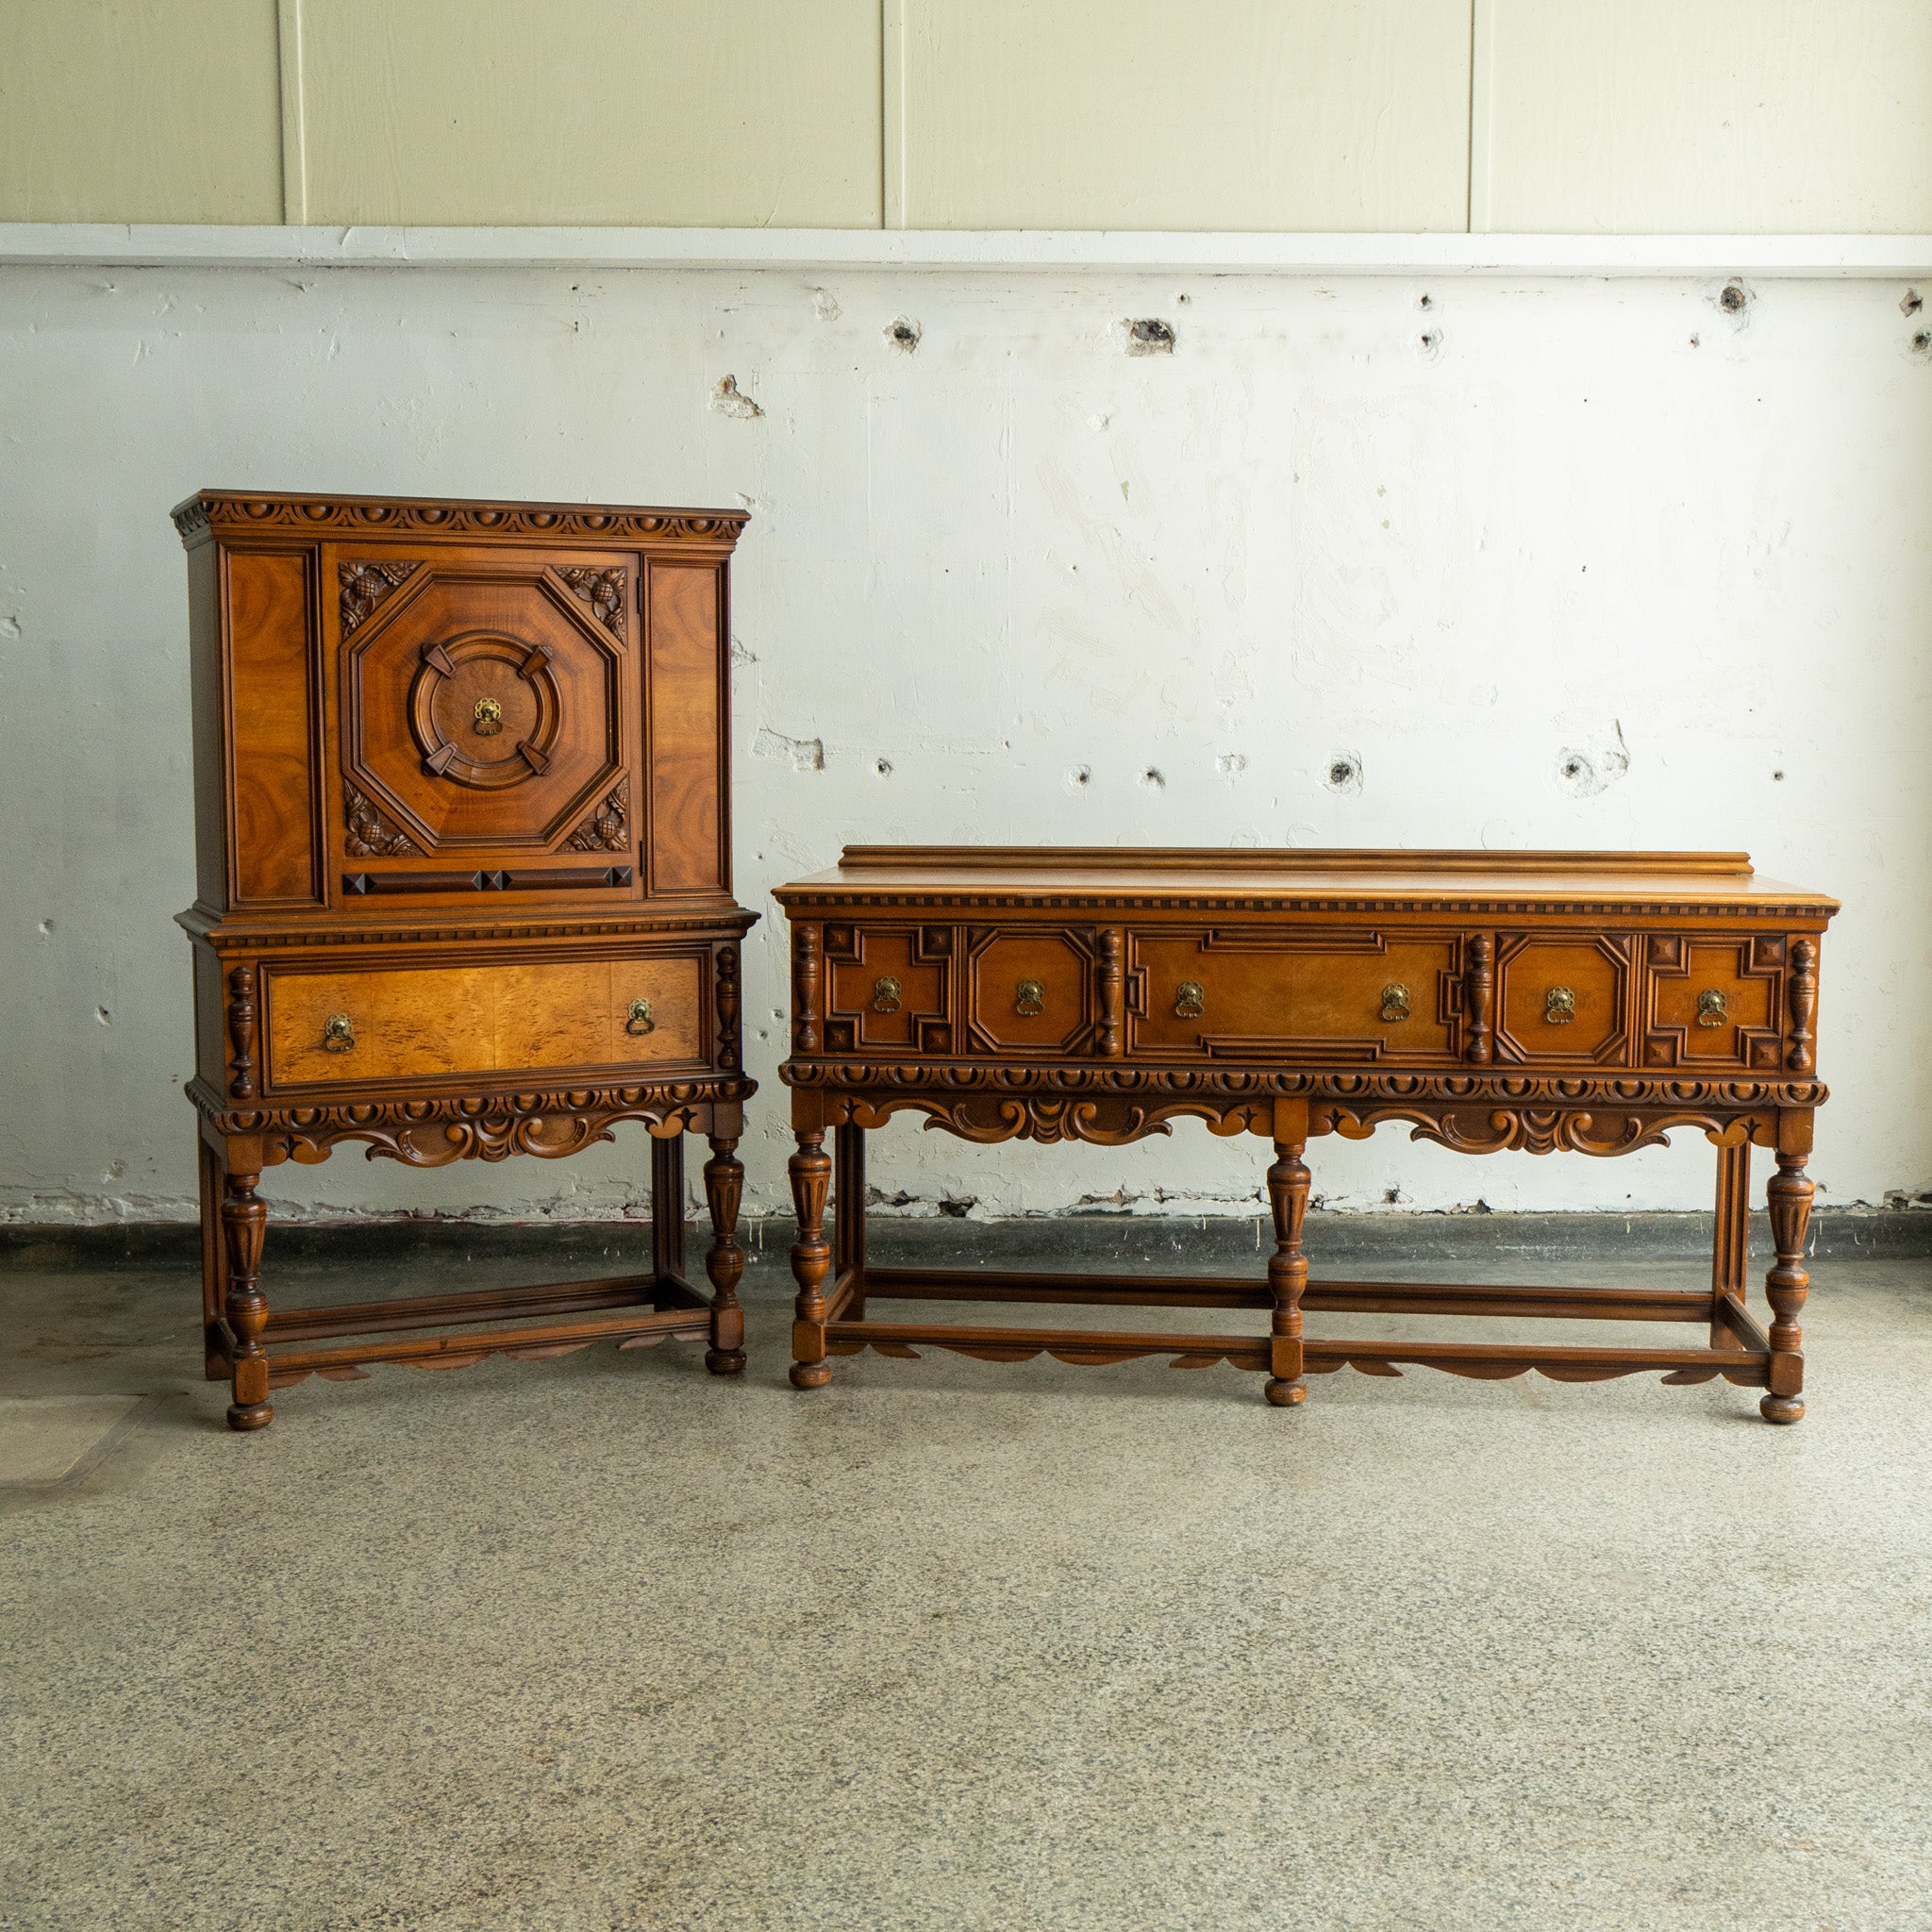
777,844,1835,1418
225,549,319,905
647,563,726,895
263,956,703,1087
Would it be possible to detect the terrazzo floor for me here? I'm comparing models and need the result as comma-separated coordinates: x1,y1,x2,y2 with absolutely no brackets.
3,1228,1929,1930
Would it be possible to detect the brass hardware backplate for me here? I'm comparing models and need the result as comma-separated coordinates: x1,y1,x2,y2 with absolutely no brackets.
473,695,503,736
1015,977,1046,1017
1380,982,1411,1024
625,996,655,1036
1696,988,1728,1027
872,974,902,1015
322,1011,356,1053
1174,979,1205,1020
1545,986,1576,1024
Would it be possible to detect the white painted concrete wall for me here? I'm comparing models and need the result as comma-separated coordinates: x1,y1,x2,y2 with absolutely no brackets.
2,258,1927,1224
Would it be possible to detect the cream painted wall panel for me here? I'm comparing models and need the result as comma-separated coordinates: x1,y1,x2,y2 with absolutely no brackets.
298,0,881,225
0,0,281,222
1479,0,1932,234
900,0,1474,231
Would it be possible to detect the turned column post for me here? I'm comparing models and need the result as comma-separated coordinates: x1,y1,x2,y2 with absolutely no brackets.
1760,1137,1814,1424
221,1165,272,1431
789,1127,834,1390
1264,1099,1310,1408
702,1136,747,1374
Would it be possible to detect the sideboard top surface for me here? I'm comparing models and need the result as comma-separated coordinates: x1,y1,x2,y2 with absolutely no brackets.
774,847,1839,916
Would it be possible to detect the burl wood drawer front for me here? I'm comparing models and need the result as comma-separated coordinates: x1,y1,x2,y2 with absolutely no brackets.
1131,931,1460,1061
265,956,704,1088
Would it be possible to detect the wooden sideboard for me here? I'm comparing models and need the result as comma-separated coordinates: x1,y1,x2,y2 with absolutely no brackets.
774,848,1837,1423
175,491,757,1429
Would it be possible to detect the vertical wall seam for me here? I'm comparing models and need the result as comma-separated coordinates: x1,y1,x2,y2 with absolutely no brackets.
276,0,307,225
1467,0,1493,234
881,0,907,230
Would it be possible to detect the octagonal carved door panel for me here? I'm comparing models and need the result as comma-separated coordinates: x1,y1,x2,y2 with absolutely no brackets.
335,552,636,869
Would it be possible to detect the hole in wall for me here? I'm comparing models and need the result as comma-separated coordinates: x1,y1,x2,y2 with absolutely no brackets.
1124,318,1175,355
1324,755,1363,795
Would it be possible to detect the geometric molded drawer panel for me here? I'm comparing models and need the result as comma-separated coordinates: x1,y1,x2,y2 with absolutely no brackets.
823,924,953,1055
1642,934,1786,1070
341,559,628,855
966,927,1093,1054
1129,928,1460,1062
263,954,704,1089
1493,933,1634,1065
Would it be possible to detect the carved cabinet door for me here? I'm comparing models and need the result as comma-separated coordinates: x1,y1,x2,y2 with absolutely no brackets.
330,545,640,893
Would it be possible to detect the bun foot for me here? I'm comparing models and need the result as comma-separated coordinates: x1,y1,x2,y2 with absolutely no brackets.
705,1348,747,1376
1264,1376,1307,1407
226,1401,273,1431
790,1361,832,1390
1759,1391,1805,1424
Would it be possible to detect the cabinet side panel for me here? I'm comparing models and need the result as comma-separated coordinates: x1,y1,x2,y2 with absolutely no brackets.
226,548,321,905
646,561,724,893
185,541,228,908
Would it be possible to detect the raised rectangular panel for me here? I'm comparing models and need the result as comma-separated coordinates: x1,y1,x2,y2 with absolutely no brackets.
0,0,280,222
1132,930,1459,1061
1479,0,1932,233
225,550,320,906
647,563,725,894
300,0,882,225
903,0,1472,230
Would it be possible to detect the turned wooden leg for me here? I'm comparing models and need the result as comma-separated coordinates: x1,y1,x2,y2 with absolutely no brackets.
1264,1136,1309,1408
198,1137,230,1381
703,1136,747,1374
1760,1149,1813,1424
221,1169,272,1431
835,1124,867,1322
1709,1138,1751,1351
650,1133,687,1288
789,1129,834,1390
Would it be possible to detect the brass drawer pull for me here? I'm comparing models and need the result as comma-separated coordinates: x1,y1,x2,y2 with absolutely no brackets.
1015,977,1046,1017
1545,986,1576,1025
871,975,902,1014
1697,988,1728,1027
1174,979,1205,1020
625,997,655,1036
472,695,503,737
322,1011,356,1054
1380,982,1410,1024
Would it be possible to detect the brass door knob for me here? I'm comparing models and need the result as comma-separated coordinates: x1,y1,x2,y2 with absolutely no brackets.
625,997,655,1035
1380,982,1410,1023
1545,986,1576,1024
1697,988,1728,1027
871,975,902,1014
322,1012,356,1053
1015,977,1046,1017
1174,980,1205,1020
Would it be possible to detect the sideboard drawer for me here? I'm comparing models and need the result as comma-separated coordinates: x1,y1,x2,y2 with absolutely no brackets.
1130,930,1461,1061
264,955,705,1088
1640,934,1787,1069
1492,935,1635,1065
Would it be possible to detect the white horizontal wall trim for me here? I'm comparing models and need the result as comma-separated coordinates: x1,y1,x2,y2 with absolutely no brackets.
1,225,1927,278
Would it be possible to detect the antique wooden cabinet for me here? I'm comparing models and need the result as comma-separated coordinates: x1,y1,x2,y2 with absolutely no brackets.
175,491,757,1429
775,847,1837,1422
